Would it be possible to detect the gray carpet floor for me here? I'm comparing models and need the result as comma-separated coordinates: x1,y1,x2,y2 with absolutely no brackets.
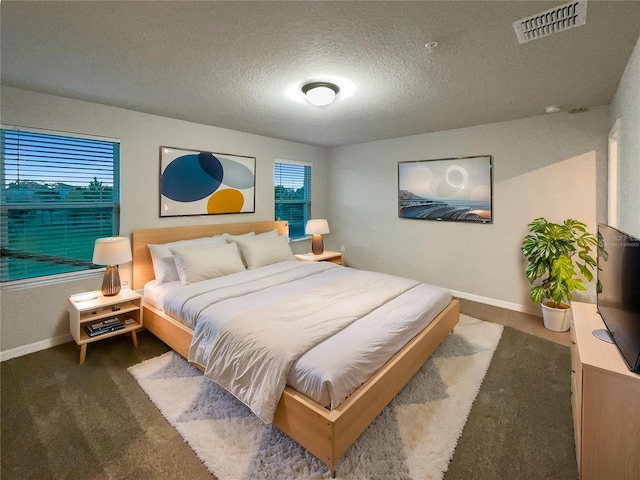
1,324,578,479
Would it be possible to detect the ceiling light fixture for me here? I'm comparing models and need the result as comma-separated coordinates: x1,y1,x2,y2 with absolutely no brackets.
302,82,340,106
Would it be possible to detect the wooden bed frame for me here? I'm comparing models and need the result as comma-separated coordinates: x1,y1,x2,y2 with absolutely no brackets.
132,220,459,474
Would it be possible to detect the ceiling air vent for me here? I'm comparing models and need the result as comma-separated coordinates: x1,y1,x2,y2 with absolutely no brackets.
513,0,587,44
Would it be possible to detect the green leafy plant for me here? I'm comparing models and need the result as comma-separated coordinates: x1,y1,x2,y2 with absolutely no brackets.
521,218,598,307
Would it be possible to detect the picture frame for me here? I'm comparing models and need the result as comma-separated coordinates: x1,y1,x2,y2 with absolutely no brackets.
159,146,256,217
398,155,493,223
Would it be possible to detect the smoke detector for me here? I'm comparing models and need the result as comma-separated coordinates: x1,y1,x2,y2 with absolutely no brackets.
513,1,587,44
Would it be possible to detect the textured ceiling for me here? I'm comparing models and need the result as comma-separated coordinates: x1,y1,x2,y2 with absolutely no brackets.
2,1,639,147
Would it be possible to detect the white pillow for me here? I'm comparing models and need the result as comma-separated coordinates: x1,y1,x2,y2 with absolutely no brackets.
233,235,294,269
149,235,226,284
170,242,245,285
256,229,279,238
222,231,255,242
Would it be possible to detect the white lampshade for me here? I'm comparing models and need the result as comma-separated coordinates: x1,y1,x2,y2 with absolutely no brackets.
92,237,132,266
306,219,330,235
302,83,340,107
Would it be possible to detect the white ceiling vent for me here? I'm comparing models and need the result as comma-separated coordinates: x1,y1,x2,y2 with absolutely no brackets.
513,1,587,44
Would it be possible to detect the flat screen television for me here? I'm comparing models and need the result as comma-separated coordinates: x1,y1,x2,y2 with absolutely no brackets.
596,224,640,374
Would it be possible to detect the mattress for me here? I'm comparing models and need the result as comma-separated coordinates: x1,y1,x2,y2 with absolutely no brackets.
143,261,451,411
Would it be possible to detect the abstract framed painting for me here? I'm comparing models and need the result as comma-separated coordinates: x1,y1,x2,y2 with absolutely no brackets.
159,147,256,217
398,155,493,224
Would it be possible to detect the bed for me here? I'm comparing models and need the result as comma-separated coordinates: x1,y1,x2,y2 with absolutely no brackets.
132,220,459,474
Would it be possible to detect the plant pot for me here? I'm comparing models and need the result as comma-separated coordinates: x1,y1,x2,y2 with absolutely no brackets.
541,301,572,332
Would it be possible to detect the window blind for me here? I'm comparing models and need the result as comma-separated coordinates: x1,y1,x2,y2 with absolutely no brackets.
0,128,120,282
274,161,311,240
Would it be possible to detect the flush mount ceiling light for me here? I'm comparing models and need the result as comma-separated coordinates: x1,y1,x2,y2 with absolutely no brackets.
302,82,340,106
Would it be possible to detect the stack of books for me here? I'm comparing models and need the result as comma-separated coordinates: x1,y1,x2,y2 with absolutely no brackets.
84,317,125,337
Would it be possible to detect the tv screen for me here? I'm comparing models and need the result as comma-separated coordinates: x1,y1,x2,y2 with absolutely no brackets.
597,224,640,373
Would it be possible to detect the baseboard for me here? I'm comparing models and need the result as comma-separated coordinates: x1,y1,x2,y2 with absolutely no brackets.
0,333,73,362
450,289,541,317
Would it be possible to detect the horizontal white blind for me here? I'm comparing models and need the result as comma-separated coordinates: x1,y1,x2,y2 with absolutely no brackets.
274,161,311,240
1,128,120,282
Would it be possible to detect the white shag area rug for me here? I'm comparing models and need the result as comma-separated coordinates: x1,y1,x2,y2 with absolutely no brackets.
129,314,503,480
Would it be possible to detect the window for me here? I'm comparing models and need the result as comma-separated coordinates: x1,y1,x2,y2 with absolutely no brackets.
274,160,311,240
1,127,120,283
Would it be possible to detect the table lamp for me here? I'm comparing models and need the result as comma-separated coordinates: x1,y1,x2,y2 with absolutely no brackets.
306,219,330,255
92,237,132,296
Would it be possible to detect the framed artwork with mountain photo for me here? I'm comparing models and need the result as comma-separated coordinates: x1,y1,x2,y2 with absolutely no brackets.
398,155,493,223
160,146,255,217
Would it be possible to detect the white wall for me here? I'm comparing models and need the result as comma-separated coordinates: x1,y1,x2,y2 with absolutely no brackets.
611,36,640,239
0,86,329,356
0,72,626,356
327,108,610,314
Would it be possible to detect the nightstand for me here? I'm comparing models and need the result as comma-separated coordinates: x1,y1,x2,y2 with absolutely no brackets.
295,250,343,265
68,289,143,365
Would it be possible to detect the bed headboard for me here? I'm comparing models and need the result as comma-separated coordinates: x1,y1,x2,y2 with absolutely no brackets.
132,220,289,290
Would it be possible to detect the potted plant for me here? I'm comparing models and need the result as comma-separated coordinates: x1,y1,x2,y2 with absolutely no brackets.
521,217,598,331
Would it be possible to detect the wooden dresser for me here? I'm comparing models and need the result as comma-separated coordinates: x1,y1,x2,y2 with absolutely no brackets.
570,302,640,479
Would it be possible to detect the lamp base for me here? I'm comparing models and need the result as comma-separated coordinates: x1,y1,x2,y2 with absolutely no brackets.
311,234,324,255
102,265,122,296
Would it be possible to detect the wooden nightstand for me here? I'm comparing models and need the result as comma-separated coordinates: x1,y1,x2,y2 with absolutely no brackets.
295,250,343,265
68,289,143,365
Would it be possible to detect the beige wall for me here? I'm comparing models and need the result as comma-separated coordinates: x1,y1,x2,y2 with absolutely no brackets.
0,86,329,356
611,36,640,239
326,107,610,313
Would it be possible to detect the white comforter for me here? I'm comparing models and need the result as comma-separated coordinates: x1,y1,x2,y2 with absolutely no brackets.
160,260,451,423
